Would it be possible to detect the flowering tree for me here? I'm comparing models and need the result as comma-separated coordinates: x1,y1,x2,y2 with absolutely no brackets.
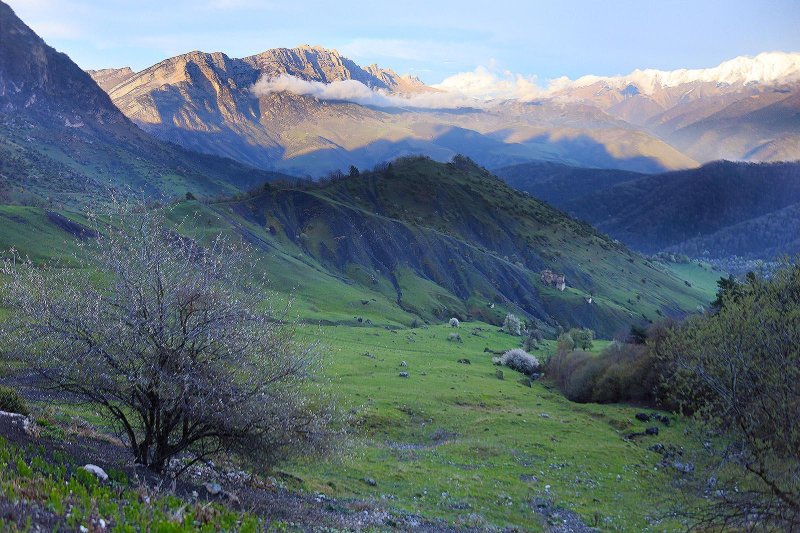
0,205,340,474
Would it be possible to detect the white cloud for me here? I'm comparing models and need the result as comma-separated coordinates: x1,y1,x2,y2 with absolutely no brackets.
433,66,545,101
251,74,483,109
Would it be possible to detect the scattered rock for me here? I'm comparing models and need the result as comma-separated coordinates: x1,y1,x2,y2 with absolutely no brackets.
457,358,471,365
399,361,408,367
540,413,551,419
81,464,108,481
645,427,659,436
363,478,377,487
399,372,409,378
648,443,666,454
673,461,694,473
635,412,650,422
0,411,38,438
204,482,223,496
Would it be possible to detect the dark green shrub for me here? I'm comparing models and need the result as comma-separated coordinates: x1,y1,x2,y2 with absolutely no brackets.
546,333,670,407
0,386,29,415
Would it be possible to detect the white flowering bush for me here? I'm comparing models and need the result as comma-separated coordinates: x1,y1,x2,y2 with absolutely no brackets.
449,317,460,328
503,313,522,336
500,348,541,376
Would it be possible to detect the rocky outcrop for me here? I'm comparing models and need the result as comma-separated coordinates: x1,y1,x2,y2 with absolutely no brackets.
0,1,126,125
540,270,566,291
85,67,135,92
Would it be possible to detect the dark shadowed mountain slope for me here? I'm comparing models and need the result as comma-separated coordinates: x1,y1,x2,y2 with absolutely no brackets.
0,1,290,206
494,161,645,204
666,201,800,260
560,161,800,257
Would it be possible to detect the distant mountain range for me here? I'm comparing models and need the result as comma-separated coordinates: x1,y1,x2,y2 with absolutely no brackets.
85,47,800,176
496,160,800,263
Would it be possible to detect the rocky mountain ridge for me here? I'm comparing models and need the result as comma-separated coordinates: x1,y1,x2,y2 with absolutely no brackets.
89,46,800,175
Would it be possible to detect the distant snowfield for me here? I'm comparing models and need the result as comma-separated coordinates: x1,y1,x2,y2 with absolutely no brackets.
564,51,800,92
432,52,800,101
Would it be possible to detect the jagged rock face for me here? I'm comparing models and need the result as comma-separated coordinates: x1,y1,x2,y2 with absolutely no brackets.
241,45,428,92
88,46,440,171
85,67,136,92
0,1,290,205
0,2,125,126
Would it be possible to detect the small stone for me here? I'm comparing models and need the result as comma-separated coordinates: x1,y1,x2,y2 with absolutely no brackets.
204,482,223,495
82,464,108,481
635,413,650,422
457,358,471,365
645,426,659,436
540,413,551,419
364,478,377,486
399,372,409,378
400,361,408,367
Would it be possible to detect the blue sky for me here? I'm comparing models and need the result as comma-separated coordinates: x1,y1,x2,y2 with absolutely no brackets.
7,0,800,84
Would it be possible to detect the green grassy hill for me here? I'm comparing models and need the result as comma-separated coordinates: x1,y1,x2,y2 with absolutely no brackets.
212,156,711,335
0,157,714,336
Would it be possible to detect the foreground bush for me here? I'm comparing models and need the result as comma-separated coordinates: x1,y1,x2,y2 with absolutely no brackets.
657,264,800,530
0,385,28,415
0,204,342,474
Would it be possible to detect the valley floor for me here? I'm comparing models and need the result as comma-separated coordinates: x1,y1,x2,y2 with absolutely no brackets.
1,322,693,531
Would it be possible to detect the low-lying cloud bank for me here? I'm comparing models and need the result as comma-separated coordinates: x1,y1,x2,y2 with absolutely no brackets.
251,74,483,109
432,66,545,101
